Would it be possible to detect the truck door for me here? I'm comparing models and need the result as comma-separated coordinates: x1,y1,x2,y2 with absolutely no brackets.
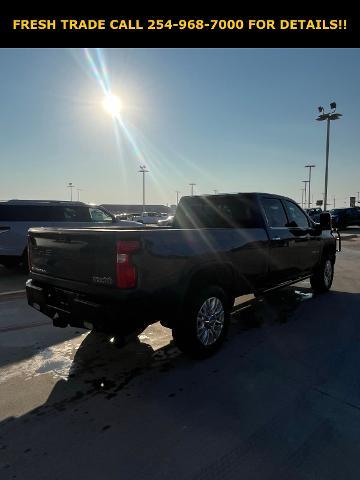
282,199,321,275
260,197,296,285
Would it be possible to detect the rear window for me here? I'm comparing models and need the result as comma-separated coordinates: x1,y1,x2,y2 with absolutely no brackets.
174,195,262,228
0,205,92,222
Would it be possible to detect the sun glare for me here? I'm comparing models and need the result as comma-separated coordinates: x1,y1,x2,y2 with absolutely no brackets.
102,93,122,116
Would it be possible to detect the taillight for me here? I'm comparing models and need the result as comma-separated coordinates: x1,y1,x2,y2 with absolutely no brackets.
116,240,140,288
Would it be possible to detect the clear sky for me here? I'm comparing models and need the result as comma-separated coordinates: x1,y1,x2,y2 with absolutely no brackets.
1,48,359,208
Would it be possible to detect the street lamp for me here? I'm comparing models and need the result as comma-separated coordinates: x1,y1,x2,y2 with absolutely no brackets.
138,165,149,212
77,188,83,201
189,183,196,196
67,182,75,201
316,102,342,211
300,188,305,208
305,164,315,209
176,191,181,205
302,180,309,208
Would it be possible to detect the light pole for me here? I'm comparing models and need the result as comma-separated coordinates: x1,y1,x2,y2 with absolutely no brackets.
302,180,309,208
67,182,75,201
305,164,315,208
77,188,83,201
316,102,342,211
138,165,149,212
301,188,305,208
189,183,196,196
176,191,181,205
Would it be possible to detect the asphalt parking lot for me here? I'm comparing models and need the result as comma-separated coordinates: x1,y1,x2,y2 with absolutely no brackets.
0,232,360,480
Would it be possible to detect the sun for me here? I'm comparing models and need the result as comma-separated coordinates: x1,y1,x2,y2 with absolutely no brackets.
102,93,122,116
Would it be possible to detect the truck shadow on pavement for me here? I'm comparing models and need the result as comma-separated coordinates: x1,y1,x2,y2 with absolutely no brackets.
19,285,317,409
0,265,27,294
2,286,360,479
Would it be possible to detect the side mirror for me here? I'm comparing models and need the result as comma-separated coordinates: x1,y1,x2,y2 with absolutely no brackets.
319,212,332,230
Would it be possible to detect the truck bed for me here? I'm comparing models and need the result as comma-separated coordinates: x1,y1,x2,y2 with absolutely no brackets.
28,225,270,298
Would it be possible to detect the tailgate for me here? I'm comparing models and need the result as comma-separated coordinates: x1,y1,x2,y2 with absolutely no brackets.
28,228,135,287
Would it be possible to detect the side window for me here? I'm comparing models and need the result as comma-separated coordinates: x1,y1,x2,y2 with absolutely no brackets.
283,201,310,228
89,208,113,223
60,207,91,222
261,198,288,228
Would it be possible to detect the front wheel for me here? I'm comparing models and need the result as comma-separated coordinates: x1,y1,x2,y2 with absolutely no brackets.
172,286,230,358
310,255,334,293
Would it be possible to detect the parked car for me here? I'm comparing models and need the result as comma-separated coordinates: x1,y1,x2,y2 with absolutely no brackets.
115,213,131,220
127,213,142,222
305,207,322,222
329,208,360,230
0,200,141,268
137,211,163,224
157,215,174,226
27,193,337,357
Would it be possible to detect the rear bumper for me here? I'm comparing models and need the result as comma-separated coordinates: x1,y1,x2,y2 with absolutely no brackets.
26,279,154,335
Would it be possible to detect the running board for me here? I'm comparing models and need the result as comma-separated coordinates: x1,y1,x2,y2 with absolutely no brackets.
259,275,311,296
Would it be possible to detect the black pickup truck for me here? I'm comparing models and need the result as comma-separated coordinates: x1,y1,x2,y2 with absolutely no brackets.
27,193,337,357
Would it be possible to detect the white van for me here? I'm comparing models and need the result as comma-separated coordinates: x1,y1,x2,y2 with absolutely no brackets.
138,212,163,224
0,200,141,268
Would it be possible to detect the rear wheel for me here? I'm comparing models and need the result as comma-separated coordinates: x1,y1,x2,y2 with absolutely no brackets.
172,286,230,358
310,254,334,293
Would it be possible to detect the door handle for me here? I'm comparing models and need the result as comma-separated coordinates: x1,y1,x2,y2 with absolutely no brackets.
272,237,281,241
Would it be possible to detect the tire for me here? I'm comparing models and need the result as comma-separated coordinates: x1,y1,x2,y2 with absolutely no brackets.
172,286,230,358
310,254,334,293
